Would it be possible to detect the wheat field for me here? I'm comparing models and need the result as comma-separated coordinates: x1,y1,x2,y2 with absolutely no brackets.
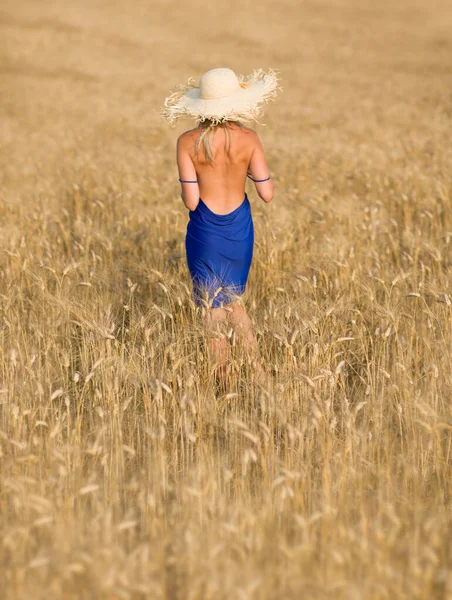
1,0,452,598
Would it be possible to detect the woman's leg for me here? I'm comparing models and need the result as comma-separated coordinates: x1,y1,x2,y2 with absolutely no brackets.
227,301,265,382
227,301,257,350
205,306,229,383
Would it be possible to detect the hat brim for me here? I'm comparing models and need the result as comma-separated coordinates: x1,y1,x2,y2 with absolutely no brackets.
161,69,280,126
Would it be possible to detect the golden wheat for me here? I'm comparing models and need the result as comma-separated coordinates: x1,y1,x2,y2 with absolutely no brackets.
1,0,451,598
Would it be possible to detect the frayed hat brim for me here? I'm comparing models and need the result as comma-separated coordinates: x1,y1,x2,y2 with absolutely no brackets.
161,69,280,126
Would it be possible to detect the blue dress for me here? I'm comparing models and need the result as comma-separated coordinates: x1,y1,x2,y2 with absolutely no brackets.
185,195,254,308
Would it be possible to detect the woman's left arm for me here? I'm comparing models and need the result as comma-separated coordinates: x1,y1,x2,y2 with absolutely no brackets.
177,134,199,211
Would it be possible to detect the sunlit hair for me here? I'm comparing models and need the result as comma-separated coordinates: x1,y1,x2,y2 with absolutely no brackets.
195,119,243,165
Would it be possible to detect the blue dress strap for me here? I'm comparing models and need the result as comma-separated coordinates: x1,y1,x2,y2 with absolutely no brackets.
247,174,271,183
179,178,198,183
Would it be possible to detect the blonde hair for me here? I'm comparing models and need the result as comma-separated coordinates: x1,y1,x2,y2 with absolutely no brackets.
195,120,243,165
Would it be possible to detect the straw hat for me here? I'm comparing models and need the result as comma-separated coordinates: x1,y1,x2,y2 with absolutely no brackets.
161,67,280,126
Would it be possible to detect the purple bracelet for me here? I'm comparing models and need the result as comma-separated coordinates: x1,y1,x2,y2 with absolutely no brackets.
247,174,271,183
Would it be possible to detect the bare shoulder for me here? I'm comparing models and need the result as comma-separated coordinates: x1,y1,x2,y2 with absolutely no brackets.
234,125,260,148
177,128,198,147
236,125,257,137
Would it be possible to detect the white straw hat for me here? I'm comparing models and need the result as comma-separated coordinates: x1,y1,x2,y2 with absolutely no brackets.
161,67,280,126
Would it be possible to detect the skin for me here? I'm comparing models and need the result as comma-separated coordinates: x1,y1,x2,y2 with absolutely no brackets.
177,122,275,386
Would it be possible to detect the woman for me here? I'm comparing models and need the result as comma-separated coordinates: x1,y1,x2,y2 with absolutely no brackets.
161,67,279,384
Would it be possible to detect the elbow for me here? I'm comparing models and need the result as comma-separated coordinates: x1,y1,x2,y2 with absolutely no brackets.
259,182,275,204
185,200,199,211
182,195,199,211
180,185,200,211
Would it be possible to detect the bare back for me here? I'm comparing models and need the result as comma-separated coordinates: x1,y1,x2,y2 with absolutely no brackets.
177,124,274,214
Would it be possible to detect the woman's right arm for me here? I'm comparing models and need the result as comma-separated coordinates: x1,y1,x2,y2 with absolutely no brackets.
177,133,200,211
248,134,275,204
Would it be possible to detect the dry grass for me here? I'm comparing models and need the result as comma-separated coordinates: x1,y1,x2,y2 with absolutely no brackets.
1,0,452,598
